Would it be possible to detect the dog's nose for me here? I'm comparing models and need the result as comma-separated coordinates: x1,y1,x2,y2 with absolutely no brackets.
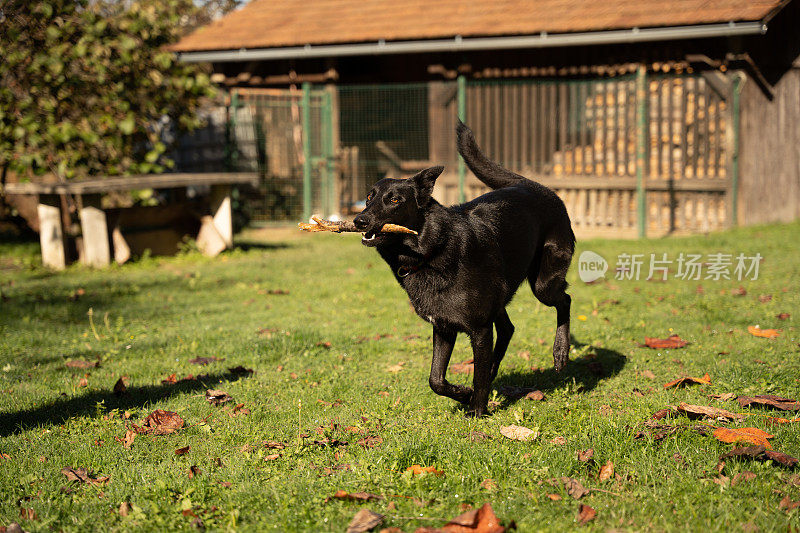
353,215,369,230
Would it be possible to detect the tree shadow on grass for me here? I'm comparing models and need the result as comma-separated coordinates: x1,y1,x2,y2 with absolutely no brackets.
452,336,628,415
0,370,252,437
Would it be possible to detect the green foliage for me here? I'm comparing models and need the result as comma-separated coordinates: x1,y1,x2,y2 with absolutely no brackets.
0,0,216,180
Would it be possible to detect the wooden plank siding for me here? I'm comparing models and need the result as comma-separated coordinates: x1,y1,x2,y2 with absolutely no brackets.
738,68,800,225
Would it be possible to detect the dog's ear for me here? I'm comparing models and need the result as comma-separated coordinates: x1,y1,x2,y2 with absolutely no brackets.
410,166,444,207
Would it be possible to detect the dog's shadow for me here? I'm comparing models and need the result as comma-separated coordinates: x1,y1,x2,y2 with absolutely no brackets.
457,336,627,414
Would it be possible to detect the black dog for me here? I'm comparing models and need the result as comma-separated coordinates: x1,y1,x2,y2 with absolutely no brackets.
354,122,575,417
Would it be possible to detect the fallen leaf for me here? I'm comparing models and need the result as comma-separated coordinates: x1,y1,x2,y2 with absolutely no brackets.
525,390,545,401
737,395,800,411
642,335,689,349
218,481,232,488
468,431,490,442
663,373,711,389
747,326,780,338
713,427,773,448
677,402,744,421
450,359,474,374
78,378,88,387
780,496,800,510
386,362,405,373
346,509,384,533
712,393,738,401
134,409,184,435
405,464,444,476
547,493,562,501
480,478,498,491
20,508,36,521
777,313,791,320
651,408,675,420
263,441,286,449
65,360,99,369
230,403,251,417
264,454,280,461
113,377,127,396
562,477,589,499
598,460,614,482
119,502,130,516
357,436,383,448
61,467,109,485
266,289,290,295
758,294,773,303
174,446,190,456
640,370,656,380
731,287,747,296
205,389,233,406
439,503,505,533
328,490,383,502
189,356,225,365
517,350,530,361
121,429,136,449
161,373,178,385
500,425,538,441
577,504,597,525
188,465,202,478
577,449,594,462
550,436,566,445
731,471,756,486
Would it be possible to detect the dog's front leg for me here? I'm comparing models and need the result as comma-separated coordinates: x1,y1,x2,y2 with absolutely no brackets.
429,326,473,404
467,325,494,417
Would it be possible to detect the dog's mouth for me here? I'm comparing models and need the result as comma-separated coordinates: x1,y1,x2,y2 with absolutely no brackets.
361,230,382,247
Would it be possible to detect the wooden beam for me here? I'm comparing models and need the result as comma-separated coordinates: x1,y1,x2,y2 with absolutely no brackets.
5,172,259,195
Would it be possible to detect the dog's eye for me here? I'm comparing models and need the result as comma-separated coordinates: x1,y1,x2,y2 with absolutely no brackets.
367,193,373,203
390,197,400,203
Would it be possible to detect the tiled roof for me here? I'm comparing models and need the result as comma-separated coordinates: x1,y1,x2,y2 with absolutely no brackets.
172,0,786,53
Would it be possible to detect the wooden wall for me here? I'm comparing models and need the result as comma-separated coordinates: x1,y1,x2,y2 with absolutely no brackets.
739,66,800,225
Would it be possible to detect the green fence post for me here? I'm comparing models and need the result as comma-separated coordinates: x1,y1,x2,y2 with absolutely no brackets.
457,75,467,204
635,65,647,239
730,72,744,227
226,89,240,171
302,82,312,221
323,90,336,218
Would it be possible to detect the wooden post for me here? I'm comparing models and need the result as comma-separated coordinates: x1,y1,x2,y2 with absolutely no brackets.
77,194,111,267
635,65,648,238
37,194,66,270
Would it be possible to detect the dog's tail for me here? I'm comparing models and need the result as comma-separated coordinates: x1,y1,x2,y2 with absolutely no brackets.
457,120,524,190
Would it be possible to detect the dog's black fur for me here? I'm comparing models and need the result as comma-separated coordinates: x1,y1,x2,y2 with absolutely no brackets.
353,122,575,416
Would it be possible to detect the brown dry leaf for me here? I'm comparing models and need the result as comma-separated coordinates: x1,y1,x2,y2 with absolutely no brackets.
562,477,590,499
651,407,675,420
550,436,566,445
758,294,773,303
357,436,383,448
119,502,130,516
405,464,445,476
642,335,689,349
713,427,773,448
747,326,781,338
264,454,280,461
640,369,657,380
346,509,384,533
329,490,383,503
65,360,99,369
135,409,184,435
518,350,530,361
61,467,109,485
122,429,136,449
113,377,127,396
189,356,225,365
737,395,800,411
577,449,594,462
205,389,232,406
577,504,597,525
731,471,756,486
20,508,36,521
438,502,505,533
480,478,498,491
677,402,744,421
500,425,538,441
598,460,614,482
386,362,405,373
451,359,474,374
263,441,286,449
468,431,490,442
161,373,178,385
663,373,711,389
230,403,251,417
780,496,800,511
712,393,738,401
777,312,791,320
188,465,202,478
174,446,190,456
78,378,88,387
547,493,562,501
525,390,545,401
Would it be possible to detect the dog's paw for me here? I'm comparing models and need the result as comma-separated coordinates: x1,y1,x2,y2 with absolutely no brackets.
464,407,488,418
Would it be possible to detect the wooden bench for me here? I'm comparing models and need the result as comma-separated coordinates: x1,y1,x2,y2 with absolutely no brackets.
4,173,259,269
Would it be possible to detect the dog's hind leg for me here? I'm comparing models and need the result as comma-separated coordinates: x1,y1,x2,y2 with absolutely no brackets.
530,239,573,372
429,326,473,404
467,325,494,417
490,309,514,381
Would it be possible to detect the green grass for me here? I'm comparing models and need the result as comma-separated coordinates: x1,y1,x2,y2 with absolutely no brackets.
1,222,799,532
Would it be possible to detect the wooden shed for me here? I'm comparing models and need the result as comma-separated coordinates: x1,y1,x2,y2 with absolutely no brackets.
172,0,800,238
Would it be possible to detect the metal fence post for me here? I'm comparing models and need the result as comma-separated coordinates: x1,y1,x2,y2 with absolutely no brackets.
635,65,647,238
302,82,312,221
225,89,240,172
457,74,467,203
323,90,336,218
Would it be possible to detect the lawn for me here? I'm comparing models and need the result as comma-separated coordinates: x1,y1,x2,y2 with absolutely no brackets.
1,221,799,532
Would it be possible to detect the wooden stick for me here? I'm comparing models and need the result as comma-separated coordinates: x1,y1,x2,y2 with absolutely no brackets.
298,215,418,235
